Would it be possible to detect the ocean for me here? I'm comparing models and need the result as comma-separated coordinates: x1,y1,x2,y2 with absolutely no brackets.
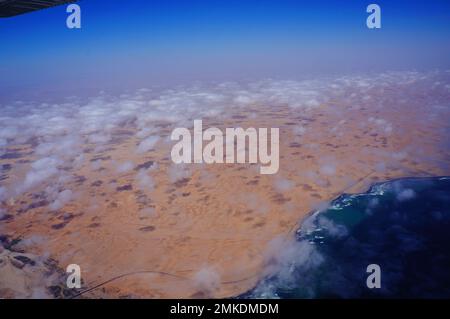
241,177,450,298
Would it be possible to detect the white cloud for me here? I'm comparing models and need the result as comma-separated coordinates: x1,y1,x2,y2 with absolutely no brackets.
135,169,155,191
49,189,73,211
192,266,221,295
20,157,61,192
116,161,134,173
0,186,6,201
258,236,324,296
139,207,157,218
274,178,295,192
317,216,348,238
396,189,416,202
320,164,336,176
137,136,160,153
292,126,306,136
168,163,192,183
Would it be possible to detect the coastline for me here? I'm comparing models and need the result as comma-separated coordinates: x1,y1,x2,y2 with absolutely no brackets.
241,176,450,299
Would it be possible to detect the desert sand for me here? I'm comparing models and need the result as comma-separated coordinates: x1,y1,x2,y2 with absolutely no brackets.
1,72,449,298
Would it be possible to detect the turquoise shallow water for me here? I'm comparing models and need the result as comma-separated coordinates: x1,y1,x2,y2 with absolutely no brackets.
240,177,450,299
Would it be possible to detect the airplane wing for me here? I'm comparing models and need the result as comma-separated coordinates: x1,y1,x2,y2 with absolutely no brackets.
0,0,77,18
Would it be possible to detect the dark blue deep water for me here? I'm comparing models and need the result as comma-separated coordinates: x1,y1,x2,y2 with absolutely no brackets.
241,177,450,299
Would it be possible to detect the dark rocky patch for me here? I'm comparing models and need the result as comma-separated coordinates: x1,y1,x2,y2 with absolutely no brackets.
91,180,103,187
108,202,118,208
253,221,266,228
134,160,154,171
90,155,111,162
139,226,155,232
0,213,13,221
27,200,49,211
174,178,190,188
246,180,259,185
0,151,31,160
31,192,47,200
51,222,68,230
117,184,133,191
1,163,12,171
155,123,171,128
14,255,36,266
15,159,31,164
135,192,150,205
271,193,291,204
25,136,40,148
73,175,87,185
59,213,75,222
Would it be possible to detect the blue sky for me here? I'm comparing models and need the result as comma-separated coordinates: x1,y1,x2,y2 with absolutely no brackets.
1,0,450,96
